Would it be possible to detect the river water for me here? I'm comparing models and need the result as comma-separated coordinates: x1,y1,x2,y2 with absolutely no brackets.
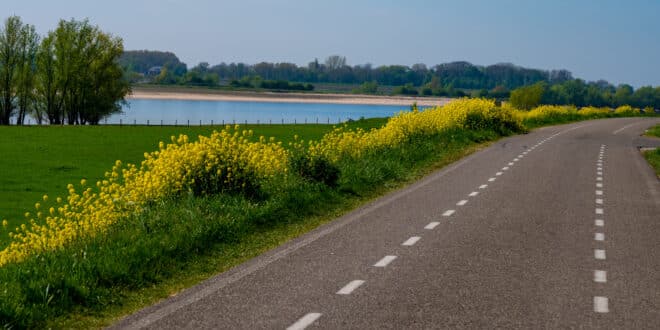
103,99,413,125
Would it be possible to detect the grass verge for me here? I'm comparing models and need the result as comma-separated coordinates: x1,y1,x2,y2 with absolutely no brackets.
643,124,660,178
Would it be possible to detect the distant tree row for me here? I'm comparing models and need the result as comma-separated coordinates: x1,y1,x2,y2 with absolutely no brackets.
0,16,129,125
119,52,572,93
510,80,660,110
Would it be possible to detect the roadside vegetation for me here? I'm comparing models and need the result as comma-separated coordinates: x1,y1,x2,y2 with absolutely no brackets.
0,98,655,328
643,124,660,178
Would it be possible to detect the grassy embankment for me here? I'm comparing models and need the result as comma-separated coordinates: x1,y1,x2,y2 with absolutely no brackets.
0,102,655,329
643,124,660,177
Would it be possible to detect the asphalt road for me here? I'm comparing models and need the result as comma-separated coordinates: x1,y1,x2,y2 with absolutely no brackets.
112,117,660,329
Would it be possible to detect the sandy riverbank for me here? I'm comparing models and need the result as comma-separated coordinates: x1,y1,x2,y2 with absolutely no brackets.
128,88,451,107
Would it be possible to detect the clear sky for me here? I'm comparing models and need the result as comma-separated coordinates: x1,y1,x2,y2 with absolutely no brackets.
4,0,660,87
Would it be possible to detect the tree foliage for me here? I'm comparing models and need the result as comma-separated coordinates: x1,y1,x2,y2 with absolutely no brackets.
0,16,129,125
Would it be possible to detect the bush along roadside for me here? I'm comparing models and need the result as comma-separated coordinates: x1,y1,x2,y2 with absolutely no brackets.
0,99,653,328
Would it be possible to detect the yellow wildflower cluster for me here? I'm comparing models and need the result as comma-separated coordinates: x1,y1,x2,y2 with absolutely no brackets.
309,98,522,162
0,126,287,266
614,105,637,115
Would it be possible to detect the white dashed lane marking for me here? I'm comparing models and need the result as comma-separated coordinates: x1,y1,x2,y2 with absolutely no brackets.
287,313,322,330
337,280,365,295
456,200,468,206
488,177,496,182
596,190,603,195
495,172,503,176
442,210,455,217
596,199,603,204
596,183,603,188
594,270,607,283
468,191,479,197
502,167,509,171
595,219,604,227
595,249,606,260
402,236,421,246
595,232,605,241
594,296,609,313
373,255,397,268
424,222,440,230
596,208,604,215
479,184,488,189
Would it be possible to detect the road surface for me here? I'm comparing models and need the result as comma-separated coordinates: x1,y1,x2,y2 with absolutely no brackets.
112,117,660,329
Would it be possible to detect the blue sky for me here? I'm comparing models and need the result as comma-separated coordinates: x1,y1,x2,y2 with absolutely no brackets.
5,0,660,87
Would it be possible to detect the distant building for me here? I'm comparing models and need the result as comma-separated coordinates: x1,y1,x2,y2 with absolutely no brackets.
147,66,162,76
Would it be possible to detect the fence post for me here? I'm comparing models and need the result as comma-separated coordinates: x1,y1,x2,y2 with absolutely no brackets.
200,120,202,126
147,120,149,126
175,120,177,126
161,120,163,127
187,120,190,127
120,119,122,127
281,118,284,125
211,120,213,126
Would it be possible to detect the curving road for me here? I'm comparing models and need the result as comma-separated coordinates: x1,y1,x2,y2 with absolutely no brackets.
112,117,660,329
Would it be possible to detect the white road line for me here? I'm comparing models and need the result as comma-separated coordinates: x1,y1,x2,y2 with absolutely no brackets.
597,167,602,170
402,236,421,246
502,166,509,170
443,210,455,216
597,177,603,181
518,154,524,158
597,171,603,176
508,162,514,166
596,198,604,204
594,296,609,313
513,158,519,162
457,200,468,206
594,270,607,283
596,183,603,188
614,121,640,134
479,184,488,189
596,208,604,215
596,190,603,195
488,177,496,182
496,172,503,176
374,255,397,267
595,232,605,241
337,280,365,295
595,249,606,260
425,221,440,230
287,313,322,330
469,191,479,197
595,219,604,227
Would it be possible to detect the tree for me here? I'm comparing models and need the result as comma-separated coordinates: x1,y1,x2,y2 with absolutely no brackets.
324,55,346,70
509,82,545,110
15,22,39,125
0,16,26,125
38,19,129,125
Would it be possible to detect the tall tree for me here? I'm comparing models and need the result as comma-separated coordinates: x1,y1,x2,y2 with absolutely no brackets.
15,23,39,125
42,19,129,125
0,16,25,125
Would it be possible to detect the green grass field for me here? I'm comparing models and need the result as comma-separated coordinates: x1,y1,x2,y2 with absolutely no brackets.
0,119,386,247
644,124,660,178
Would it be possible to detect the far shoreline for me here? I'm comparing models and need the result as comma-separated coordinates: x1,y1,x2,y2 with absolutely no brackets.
127,86,452,107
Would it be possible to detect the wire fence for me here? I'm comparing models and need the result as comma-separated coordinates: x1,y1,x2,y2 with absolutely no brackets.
10,116,354,126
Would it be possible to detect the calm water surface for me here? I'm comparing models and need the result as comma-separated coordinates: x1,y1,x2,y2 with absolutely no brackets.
107,99,412,125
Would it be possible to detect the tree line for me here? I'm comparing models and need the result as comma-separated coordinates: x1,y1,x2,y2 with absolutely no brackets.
120,52,573,96
0,16,129,125
510,80,660,110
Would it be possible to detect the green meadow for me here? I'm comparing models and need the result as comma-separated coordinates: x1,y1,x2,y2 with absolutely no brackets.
0,120,386,247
